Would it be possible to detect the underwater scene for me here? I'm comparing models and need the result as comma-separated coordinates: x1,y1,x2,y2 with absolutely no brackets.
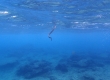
0,0,110,80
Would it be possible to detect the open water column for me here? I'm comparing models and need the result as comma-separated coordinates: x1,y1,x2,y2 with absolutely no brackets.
0,0,110,80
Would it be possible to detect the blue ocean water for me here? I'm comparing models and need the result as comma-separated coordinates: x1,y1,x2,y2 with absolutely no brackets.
0,0,110,80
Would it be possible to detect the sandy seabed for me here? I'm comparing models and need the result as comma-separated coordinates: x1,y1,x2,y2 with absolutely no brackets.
0,51,110,80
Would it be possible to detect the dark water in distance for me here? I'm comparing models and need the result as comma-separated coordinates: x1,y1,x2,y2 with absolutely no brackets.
0,0,110,80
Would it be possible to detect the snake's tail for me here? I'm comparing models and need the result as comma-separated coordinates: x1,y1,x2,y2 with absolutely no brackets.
49,37,52,41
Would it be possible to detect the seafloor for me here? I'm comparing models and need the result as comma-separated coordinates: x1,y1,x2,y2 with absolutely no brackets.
0,46,110,80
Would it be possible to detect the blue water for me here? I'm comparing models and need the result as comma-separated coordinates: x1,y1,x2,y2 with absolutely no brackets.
0,0,110,80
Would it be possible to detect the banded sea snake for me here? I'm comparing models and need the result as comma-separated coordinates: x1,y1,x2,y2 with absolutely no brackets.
48,26,56,41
